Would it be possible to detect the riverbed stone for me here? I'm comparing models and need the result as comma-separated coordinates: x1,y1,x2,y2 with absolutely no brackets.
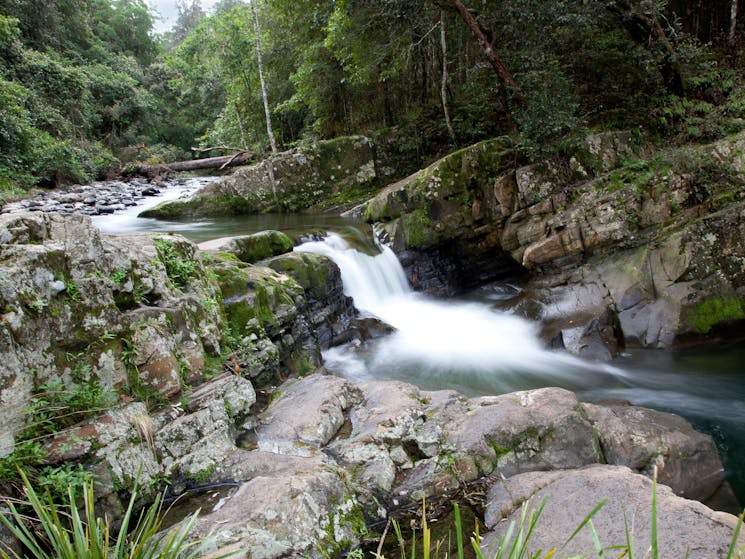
444,387,603,477
254,373,360,455
188,468,351,559
481,465,742,559
583,402,726,502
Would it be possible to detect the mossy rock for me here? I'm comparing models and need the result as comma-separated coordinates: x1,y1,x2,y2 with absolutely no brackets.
204,231,294,264
364,137,512,233
208,256,303,337
265,252,337,298
685,296,745,334
139,186,260,218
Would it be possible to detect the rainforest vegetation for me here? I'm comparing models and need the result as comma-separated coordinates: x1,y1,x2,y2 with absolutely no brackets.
1,0,744,200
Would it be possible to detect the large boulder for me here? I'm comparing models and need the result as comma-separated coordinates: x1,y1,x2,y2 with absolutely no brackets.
481,465,742,559
199,230,294,263
584,402,726,502
141,136,378,218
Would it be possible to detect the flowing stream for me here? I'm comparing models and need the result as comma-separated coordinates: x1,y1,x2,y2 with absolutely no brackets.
82,180,745,503
297,233,745,505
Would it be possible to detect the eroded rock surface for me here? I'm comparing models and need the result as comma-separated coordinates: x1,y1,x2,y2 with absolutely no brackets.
141,136,378,217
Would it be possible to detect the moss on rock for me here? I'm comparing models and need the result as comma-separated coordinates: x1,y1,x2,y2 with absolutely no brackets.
686,297,745,334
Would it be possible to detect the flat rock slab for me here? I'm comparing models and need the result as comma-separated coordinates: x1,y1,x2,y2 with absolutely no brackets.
482,465,742,559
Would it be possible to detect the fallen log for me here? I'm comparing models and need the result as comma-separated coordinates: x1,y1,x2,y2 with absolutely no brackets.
125,150,255,177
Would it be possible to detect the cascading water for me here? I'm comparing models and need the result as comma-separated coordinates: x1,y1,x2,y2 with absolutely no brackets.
296,233,627,394
297,233,745,501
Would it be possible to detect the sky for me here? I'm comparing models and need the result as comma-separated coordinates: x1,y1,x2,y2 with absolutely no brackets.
148,0,222,33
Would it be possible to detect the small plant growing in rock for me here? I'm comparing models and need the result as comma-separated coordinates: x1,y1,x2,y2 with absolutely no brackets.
154,238,197,289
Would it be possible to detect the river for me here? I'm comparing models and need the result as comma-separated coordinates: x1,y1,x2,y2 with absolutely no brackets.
92,178,745,506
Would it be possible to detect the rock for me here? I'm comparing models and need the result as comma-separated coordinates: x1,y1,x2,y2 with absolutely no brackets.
444,387,602,478
584,402,726,502
199,230,294,263
141,136,378,217
481,465,742,559
254,373,360,455
365,138,522,293
365,130,745,348
189,466,355,559
130,321,181,398
265,252,355,348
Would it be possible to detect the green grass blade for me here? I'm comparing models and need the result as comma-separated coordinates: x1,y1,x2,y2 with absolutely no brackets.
562,498,607,549
393,519,407,559
651,473,658,559
622,507,633,559
454,503,465,559
587,520,605,558
726,510,745,559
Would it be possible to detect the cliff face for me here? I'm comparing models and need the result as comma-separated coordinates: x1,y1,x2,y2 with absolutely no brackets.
364,131,745,351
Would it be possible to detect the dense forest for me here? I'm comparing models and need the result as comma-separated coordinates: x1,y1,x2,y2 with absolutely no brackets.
1,0,744,201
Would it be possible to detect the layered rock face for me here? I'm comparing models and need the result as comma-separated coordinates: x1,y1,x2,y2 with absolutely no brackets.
364,131,745,350
0,213,738,557
141,136,378,217
0,213,353,495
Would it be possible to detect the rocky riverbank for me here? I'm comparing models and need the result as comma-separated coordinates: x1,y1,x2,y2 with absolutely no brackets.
1,176,213,217
363,131,745,357
0,211,741,557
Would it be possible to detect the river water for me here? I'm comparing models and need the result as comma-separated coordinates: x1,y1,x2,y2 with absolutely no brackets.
92,179,745,505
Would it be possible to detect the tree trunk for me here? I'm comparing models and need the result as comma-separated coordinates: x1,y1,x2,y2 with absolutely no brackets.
730,0,739,46
440,11,456,142
234,102,247,149
251,0,278,154
126,151,254,177
449,0,517,89
609,1,686,96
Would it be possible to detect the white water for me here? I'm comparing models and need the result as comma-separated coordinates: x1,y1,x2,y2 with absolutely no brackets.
296,233,627,393
92,177,216,235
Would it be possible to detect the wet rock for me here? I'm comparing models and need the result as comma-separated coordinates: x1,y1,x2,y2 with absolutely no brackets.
254,373,360,455
265,252,355,348
481,465,742,559
188,468,350,559
444,388,602,478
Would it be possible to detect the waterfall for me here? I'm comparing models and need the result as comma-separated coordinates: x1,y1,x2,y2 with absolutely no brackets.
295,233,627,394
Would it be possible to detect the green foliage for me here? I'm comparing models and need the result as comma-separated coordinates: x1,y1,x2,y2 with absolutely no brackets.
154,238,198,289
0,354,117,499
0,469,238,559
688,297,745,334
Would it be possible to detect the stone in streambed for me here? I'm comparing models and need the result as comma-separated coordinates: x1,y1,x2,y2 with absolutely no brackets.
584,402,726,502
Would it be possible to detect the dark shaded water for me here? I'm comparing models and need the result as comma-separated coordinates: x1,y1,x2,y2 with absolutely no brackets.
91,181,745,507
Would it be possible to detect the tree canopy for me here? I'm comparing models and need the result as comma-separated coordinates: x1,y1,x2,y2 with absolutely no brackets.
0,0,743,198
